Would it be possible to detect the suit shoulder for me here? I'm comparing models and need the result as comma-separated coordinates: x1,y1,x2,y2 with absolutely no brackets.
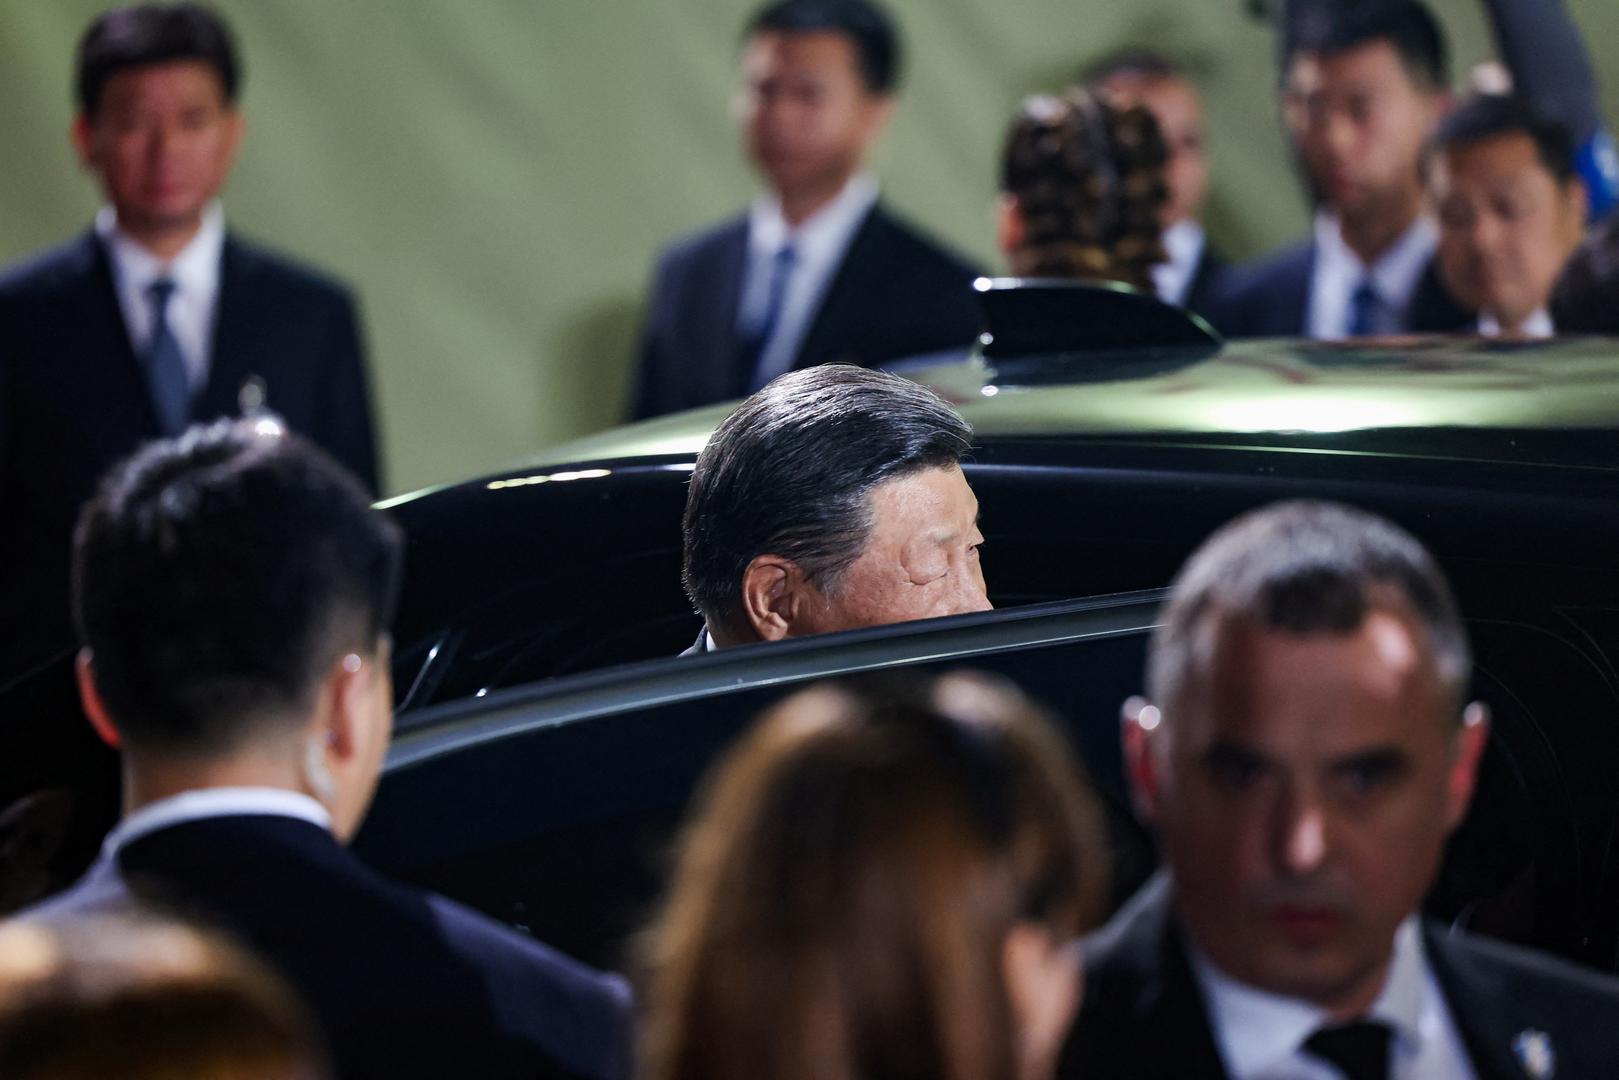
224,235,357,308
423,891,632,1072
865,205,982,281
0,234,101,301
652,215,749,273
1220,238,1313,300
1433,924,1619,1005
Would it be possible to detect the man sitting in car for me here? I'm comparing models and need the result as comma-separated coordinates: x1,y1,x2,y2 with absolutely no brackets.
680,364,989,652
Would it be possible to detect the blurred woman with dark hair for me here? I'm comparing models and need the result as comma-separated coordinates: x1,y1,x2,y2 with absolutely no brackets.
998,87,1170,290
641,673,1107,1080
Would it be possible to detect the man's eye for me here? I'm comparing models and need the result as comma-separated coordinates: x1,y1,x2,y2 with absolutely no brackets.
1206,750,1264,794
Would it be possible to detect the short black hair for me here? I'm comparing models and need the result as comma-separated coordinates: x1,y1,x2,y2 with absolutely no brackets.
1282,0,1448,92
77,3,241,118
683,365,971,631
745,0,900,95
1551,209,1619,333
1432,93,1576,185
73,420,402,756
1081,48,1187,89
1148,500,1470,713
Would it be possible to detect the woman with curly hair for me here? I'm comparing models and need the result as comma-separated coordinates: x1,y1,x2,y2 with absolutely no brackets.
998,87,1171,290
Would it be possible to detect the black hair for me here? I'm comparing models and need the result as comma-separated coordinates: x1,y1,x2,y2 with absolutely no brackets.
999,87,1169,289
1551,209,1619,334
745,0,900,94
1282,0,1448,92
1432,93,1576,185
76,3,240,118
73,420,402,755
1081,48,1187,89
1148,500,1470,713
682,365,971,631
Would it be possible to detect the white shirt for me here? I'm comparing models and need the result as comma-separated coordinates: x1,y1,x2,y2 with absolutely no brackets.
1188,919,1476,1080
738,173,880,389
1478,308,1554,339
103,787,332,857
97,201,226,391
1153,219,1207,308
1306,211,1438,340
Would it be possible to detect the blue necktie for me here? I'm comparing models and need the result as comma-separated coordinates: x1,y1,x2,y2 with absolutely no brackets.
742,243,798,393
142,278,192,436
1347,276,1383,338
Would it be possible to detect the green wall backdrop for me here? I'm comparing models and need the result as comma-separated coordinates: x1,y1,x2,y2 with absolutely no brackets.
3,1,1616,495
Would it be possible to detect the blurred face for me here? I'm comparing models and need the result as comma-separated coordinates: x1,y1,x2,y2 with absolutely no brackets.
738,30,890,205
797,465,990,635
73,60,242,241
1134,609,1484,1014
1283,41,1442,218
1433,133,1587,332
1103,74,1209,227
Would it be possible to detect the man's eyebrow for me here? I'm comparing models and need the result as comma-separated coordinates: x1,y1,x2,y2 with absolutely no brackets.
1327,746,1412,775
1202,740,1269,770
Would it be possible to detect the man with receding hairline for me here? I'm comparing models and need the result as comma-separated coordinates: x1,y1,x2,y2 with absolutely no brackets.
1061,500,1619,1079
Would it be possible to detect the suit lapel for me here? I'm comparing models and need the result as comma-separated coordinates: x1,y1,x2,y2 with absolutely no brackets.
1422,925,1531,1078
195,235,253,421
84,233,168,437
695,219,750,401
791,202,884,372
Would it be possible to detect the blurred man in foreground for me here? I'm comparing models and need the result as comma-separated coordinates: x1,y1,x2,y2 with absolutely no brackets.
20,420,630,1080
1063,500,1619,1078
682,364,988,651
1430,95,1587,338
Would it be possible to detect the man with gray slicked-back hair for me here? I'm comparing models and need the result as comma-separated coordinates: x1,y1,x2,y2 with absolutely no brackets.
681,364,989,652
1060,499,1619,1079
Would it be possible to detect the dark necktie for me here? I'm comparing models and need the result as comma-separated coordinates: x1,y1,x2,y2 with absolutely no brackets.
741,242,798,393
142,278,192,436
1304,1020,1392,1080
1347,276,1384,338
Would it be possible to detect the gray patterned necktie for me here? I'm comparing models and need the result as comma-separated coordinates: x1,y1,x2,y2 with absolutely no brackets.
142,277,192,436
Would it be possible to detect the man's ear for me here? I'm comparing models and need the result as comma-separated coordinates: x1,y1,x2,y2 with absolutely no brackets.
739,554,804,642
320,652,373,765
70,114,95,171
75,649,122,750
1445,701,1491,830
1120,695,1163,824
996,194,1026,260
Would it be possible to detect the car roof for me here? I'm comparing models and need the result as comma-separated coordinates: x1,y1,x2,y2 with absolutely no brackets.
382,335,1619,511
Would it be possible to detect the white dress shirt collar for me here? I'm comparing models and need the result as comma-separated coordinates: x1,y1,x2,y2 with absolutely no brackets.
1478,308,1554,339
104,787,332,857
1307,210,1437,340
1152,219,1207,308
738,173,880,388
96,201,226,390
1188,918,1475,1080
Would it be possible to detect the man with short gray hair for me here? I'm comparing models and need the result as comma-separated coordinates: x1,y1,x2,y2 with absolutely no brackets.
1062,500,1619,1079
681,364,989,651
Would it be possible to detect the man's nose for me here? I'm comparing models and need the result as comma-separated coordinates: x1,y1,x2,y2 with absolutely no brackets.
1276,795,1328,877
955,571,992,615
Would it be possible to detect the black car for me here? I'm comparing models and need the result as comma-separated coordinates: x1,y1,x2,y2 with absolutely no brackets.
8,289,1619,983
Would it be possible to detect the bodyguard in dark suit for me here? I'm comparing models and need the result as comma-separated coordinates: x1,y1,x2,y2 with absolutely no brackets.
1212,2,1471,339
20,420,630,1080
0,4,378,685
1061,501,1619,1079
629,0,981,421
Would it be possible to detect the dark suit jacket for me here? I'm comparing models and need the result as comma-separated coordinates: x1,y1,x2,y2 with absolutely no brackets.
0,230,379,683
1183,243,1230,329
1208,239,1474,339
630,201,983,420
1061,873,1619,1079
24,813,631,1080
